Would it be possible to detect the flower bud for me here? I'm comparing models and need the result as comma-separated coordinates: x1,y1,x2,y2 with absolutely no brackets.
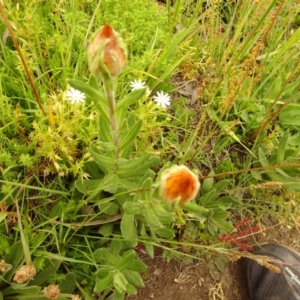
87,24,127,79
159,165,200,205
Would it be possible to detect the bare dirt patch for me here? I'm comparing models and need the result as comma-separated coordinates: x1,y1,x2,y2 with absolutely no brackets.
126,220,300,300
126,253,249,300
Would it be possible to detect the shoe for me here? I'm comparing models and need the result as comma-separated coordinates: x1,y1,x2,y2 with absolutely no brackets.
246,243,300,300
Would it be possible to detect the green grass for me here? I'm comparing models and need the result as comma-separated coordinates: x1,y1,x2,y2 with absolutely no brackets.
0,0,300,299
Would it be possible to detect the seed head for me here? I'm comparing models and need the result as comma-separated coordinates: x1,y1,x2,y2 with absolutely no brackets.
13,265,36,283
44,284,60,300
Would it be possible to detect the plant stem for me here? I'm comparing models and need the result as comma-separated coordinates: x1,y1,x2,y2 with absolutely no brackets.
0,2,46,116
105,80,120,159
14,180,33,266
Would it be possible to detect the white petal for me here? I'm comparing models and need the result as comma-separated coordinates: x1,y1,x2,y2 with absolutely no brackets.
65,88,86,104
153,91,171,108
129,79,146,91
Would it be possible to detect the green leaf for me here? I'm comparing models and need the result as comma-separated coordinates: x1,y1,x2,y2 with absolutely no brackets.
105,291,125,300
214,256,226,272
0,213,7,223
115,190,134,206
29,259,61,286
98,223,114,236
84,161,104,179
119,119,143,151
279,116,300,126
210,209,233,233
75,178,104,194
151,202,175,224
126,283,137,295
250,171,262,180
121,213,135,240
88,74,100,89
103,173,119,193
282,182,300,191
100,142,116,152
113,272,128,294
90,145,116,174
59,272,76,294
125,259,147,272
123,270,145,287
183,202,210,215
3,241,24,282
94,274,114,293
258,148,269,167
156,228,175,239
119,113,136,158
93,248,118,265
218,196,241,208
123,202,142,215
111,238,123,256
75,173,118,195
206,200,225,209
2,285,41,296
116,251,135,271
207,222,218,236
117,154,160,178
96,267,112,279
277,130,289,164
99,115,113,143
68,78,109,121
115,89,146,113
208,262,220,280
201,177,214,195
143,206,163,230
68,79,105,101
99,201,119,216
144,242,154,259
200,190,217,207
213,180,230,193
140,177,153,202
190,211,208,223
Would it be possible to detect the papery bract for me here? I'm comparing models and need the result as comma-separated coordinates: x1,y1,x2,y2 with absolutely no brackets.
87,24,127,79
159,165,200,205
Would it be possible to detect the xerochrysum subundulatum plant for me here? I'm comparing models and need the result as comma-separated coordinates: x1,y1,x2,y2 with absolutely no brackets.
68,24,208,298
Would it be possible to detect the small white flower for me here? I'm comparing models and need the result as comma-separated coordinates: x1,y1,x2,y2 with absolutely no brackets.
129,79,146,91
153,91,171,108
65,87,86,104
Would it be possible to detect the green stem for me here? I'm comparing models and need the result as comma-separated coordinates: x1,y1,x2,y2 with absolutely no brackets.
0,3,46,116
14,179,34,266
6,293,77,299
15,201,31,265
104,80,120,159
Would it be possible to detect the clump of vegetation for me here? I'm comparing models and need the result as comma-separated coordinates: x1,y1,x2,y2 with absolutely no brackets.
0,0,300,299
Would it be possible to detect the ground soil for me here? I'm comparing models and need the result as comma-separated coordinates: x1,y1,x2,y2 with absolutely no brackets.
126,220,300,300
126,253,249,300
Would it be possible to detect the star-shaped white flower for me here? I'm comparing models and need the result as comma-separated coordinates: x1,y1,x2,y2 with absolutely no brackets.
129,79,146,91
65,87,86,104
153,91,171,108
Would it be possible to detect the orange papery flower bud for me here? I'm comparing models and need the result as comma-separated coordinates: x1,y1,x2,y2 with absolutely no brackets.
87,24,127,79
159,165,200,205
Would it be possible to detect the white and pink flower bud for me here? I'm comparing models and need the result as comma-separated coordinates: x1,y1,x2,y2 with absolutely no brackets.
87,24,127,79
